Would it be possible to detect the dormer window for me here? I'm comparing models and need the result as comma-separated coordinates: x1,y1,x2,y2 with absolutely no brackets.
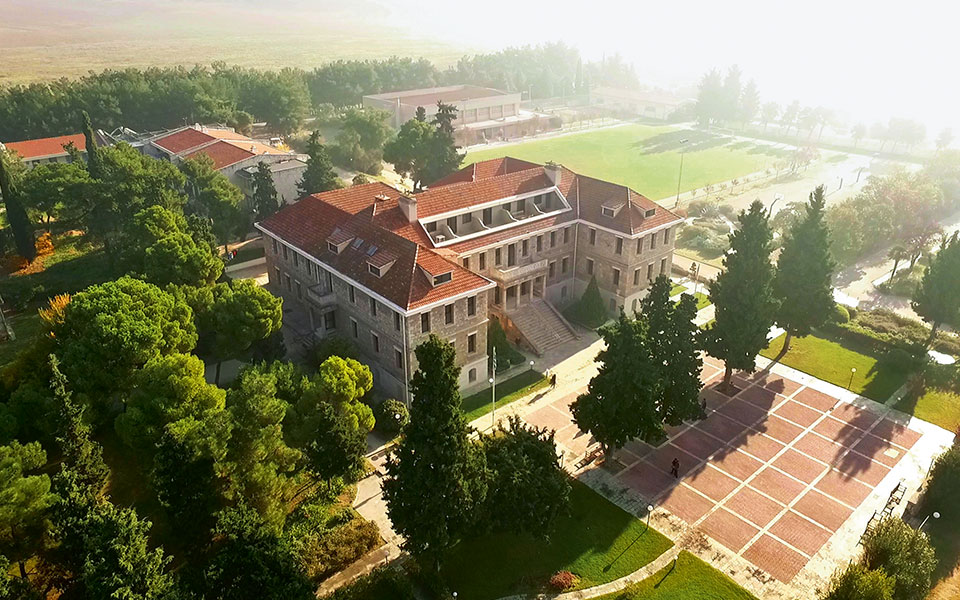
644,208,656,218
601,206,615,218
433,272,453,285
328,242,340,254
368,264,382,277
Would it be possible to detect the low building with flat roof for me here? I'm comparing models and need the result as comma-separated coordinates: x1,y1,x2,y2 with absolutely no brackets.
0,133,87,167
590,87,693,120
363,84,559,146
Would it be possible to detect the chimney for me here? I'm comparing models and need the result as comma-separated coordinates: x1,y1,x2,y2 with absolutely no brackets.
398,194,417,223
544,161,561,187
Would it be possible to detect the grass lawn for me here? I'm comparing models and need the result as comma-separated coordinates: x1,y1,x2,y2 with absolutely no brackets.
676,292,710,311
461,369,549,423
591,551,757,600
895,388,960,432
669,282,687,296
440,480,673,600
466,124,789,200
0,311,42,368
674,248,725,269
761,331,909,401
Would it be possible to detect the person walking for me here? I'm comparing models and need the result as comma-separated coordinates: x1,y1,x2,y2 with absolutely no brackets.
670,458,680,478
550,373,557,389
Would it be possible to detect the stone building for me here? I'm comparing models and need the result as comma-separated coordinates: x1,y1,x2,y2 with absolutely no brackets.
256,157,682,401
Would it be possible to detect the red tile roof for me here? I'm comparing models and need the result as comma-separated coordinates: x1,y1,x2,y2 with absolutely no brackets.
152,128,216,154
258,195,491,311
185,140,255,170
429,157,541,188
415,169,554,218
3,133,86,159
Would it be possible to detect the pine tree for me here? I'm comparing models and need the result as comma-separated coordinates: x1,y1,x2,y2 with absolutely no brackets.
424,102,463,183
414,106,427,122
912,232,960,347
381,335,487,571
702,200,778,389
569,275,608,328
571,312,661,454
772,186,837,353
81,111,102,180
641,275,703,425
252,161,279,220
49,355,108,497
297,130,341,196
0,151,36,262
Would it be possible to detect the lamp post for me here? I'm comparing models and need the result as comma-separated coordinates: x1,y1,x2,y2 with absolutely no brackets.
919,511,940,530
768,193,784,217
490,346,498,427
674,139,689,208
646,504,654,529
847,367,857,390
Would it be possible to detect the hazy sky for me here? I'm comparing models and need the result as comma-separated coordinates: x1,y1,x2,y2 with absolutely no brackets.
376,0,958,133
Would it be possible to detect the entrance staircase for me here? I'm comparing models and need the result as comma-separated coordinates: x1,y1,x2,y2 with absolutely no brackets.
508,299,578,356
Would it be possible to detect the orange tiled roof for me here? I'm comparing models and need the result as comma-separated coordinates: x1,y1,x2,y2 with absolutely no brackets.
3,133,86,159
185,140,255,170
152,128,216,154
429,157,541,188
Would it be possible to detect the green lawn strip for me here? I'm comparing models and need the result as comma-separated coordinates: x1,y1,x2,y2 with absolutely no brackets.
231,244,265,263
0,234,111,305
895,388,960,432
440,480,673,600
674,248,725,269
761,331,909,401
669,282,687,296
461,369,548,423
465,124,783,200
590,551,757,600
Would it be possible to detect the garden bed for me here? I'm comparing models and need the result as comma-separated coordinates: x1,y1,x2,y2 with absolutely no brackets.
461,369,549,423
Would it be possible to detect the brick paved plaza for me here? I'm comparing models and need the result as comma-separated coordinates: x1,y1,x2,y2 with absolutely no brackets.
523,354,947,587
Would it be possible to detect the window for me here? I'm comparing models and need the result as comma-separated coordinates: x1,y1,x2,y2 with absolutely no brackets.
468,368,477,383
351,318,359,338
612,268,620,285
550,231,557,247
507,244,516,266
328,242,340,254
426,222,437,233
482,207,492,223
395,349,404,370
549,261,556,278
394,311,402,331
467,295,476,316
586,258,594,275
324,270,333,290
296,281,303,300
444,304,454,325
421,312,431,333
615,237,623,255
564,226,571,243
634,268,641,286
494,287,502,305
650,235,657,250
589,228,597,245
463,213,472,223
515,199,524,212
601,206,615,218
647,263,654,280
660,258,667,274
468,333,477,353
561,256,569,273
637,237,643,254
495,248,502,265
283,246,289,260
274,267,281,284
463,256,470,270
293,253,299,268
664,228,670,244
434,272,452,285
285,274,292,290
371,332,380,353
521,239,528,256
370,297,377,317
272,239,278,254
324,312,336,330
479,253,486,270
536,236,543,252
368,264,382,277
349,285,356,303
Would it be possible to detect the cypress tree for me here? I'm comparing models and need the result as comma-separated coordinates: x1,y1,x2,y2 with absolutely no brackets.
382,335,487,571
0,151,36,261
50,355,108,496
252,161,279,220
702,200,778,390
772,185,837,354
296,130,340,196
912,232,960,347
81,110,102,180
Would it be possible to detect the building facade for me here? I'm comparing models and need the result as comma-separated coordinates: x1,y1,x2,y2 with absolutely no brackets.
257,158,682,401
363,85,560,146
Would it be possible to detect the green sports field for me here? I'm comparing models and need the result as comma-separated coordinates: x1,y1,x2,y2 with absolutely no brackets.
465,124,792,201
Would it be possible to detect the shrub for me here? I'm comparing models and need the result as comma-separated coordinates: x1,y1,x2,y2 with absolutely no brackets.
563,276,609,329
861,517,936,600
880,348,919,371
920,445,960,519
376,398,409,436
820,563,894,600
548,570,579,591
831,304,851,324
299,517,381,582
307,336,361,368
